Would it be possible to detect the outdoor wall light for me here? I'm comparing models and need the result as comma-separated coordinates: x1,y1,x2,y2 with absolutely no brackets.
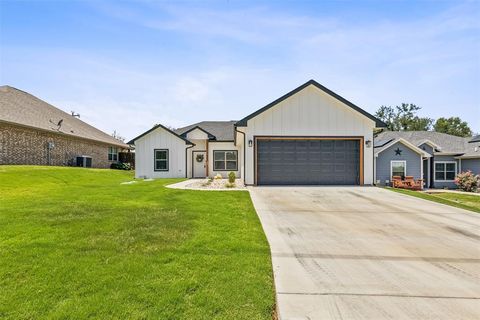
248,139,253,147
365,140,372,148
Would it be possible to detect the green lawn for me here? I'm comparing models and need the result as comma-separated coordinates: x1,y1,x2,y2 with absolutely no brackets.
0,166,274,319
386,187,480,213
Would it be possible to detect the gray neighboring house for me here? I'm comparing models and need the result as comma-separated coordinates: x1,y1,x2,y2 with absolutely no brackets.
374,131,480,189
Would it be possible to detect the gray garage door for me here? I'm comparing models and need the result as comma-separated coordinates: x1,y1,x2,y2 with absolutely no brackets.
256,139,360,185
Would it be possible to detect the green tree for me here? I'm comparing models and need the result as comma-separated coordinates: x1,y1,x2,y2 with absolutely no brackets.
375,103,433,131
433,117,472,137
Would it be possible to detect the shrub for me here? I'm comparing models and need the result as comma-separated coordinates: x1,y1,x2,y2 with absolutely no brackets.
214,174,222,180
110,162,132,170
225,182,236,188
228,171,236,183
454,171,479,192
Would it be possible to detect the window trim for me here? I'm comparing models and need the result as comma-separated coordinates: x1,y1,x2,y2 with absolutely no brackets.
154,149,169,172
390,160,407,179
213,150,238,171
434,161,457,182
108,146,118,161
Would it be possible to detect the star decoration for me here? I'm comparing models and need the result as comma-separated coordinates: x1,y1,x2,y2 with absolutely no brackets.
394,148,402,156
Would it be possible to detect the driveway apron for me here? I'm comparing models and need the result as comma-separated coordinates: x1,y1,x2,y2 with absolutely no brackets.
249,186,480,320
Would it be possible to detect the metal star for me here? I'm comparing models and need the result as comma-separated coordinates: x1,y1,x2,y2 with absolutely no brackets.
394,148,402,156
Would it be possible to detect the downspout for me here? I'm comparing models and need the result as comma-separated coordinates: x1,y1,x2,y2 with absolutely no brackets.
373,128,384,186
185,144,194,178
234,125,246,182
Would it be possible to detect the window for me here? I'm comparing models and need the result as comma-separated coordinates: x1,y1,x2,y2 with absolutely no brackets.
434,161,456,181
213,150,238,171
108,147,118,161
391,160,406,179
154,149,169,171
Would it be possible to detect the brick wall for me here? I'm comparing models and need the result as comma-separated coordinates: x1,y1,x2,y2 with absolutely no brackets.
0,122,117,168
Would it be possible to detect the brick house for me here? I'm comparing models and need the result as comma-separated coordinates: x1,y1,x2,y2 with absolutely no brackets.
0,86,129,168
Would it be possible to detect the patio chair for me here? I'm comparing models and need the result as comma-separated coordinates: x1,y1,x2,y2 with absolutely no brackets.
391,176,405,188
404,176,423,190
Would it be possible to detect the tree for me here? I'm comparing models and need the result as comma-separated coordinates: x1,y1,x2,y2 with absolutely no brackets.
375,103,433,131
433,117,472,137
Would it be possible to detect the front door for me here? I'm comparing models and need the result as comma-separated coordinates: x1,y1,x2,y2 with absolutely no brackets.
193,151,207,178
423,158,429,188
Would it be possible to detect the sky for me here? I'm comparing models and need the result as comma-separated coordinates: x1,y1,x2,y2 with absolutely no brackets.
1,0,479,140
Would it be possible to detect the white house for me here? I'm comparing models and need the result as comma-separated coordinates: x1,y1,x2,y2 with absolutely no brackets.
128,80,386,185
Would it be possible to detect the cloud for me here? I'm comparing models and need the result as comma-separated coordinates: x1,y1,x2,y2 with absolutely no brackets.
2,0,479,138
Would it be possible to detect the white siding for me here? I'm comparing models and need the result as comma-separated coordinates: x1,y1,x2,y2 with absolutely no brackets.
134,126,188,179
186,128,209,140
208,141,242,178
242,85,376,185
186,139,207,178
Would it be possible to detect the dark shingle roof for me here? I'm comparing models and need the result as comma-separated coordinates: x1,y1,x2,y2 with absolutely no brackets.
470,135,480,143
175,121,237,141
0,85,128,147
375,131,471,154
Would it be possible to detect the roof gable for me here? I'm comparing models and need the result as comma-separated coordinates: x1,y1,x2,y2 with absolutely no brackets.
127,123,194,145
180,126,215,140
235,79,386,127
174,121,236,141
375,138,431,157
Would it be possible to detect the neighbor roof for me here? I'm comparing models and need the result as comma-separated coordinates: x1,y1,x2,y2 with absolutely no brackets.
235,79,387,127
375,131,471,154
175,121,237,141
374,137,431,158
470,135,480,143
0,85,128,148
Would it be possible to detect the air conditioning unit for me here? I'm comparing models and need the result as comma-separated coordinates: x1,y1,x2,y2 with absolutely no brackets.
76,156,92,168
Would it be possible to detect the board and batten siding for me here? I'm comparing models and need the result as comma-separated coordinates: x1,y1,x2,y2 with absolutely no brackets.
375,142,422,186
208,141,242,178
460,158,480,175
239,85,376,185
134,126,188,179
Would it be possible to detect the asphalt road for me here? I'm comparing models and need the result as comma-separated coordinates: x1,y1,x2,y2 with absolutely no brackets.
249,186,480,320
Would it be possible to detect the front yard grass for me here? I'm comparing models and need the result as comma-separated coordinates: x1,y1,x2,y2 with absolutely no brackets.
386,187,480,213
0,166,274,319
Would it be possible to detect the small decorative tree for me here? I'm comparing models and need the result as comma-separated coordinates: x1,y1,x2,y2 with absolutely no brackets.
228,171,236,183
454,171,479,192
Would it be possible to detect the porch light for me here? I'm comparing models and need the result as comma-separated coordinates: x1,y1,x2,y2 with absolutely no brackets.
248,139,253,147
365,140,372,148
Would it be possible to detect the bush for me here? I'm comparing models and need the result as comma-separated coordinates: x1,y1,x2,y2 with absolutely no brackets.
228,171,236,183
214,174,222,180
225,182,236,188
454,171,479,192
110,162,132,170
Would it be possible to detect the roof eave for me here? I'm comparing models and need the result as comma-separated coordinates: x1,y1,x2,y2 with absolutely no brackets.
128,124,194,146
374,138,431,158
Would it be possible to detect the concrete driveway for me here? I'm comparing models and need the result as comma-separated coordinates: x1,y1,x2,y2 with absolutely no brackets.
249,187,480,320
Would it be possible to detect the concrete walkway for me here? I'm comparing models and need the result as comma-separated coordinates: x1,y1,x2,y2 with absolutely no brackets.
249,186,480,320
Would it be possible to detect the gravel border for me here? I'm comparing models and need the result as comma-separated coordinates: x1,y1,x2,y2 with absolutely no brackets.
167,179,247,191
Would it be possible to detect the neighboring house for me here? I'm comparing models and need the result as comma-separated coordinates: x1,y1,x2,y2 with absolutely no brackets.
0,85,129,168
374,131,480,188
129,79,387,185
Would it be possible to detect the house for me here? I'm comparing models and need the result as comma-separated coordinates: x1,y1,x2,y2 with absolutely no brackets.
129,79,387,185
374,131,480,188
0,85,129,168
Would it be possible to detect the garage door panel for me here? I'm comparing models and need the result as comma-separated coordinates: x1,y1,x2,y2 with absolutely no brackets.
257,139,360,185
